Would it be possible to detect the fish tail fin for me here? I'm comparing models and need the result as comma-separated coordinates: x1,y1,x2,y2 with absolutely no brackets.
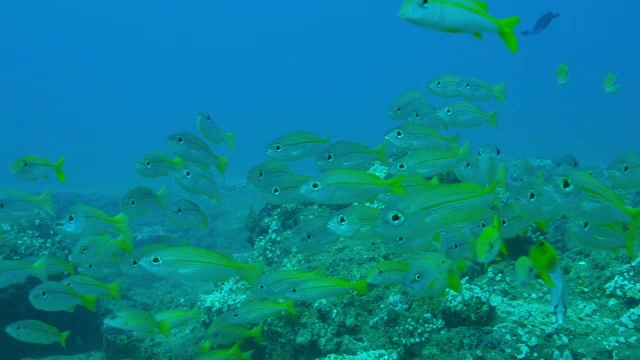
447,270,462,294
83,295,98,312
386,176,406,195
36,189,55,216
31,257,50,281
283,299,297,315
215,155,229,176
226,132,237,152
172,156,186,171
108,281,121,300
373,143,388,163
493,82,506,104
488,111,499,128
59,330,71,348
55,157,66,182
115,233,134,254
498,16,520,53
156,184,170,208
112,213,131,237
250,324,264,343
157,320,171,338
352,279,369,295
242,262,263,287
458,141,472,157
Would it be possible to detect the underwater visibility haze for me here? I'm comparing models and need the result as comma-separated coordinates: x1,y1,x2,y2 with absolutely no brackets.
0,1,638,359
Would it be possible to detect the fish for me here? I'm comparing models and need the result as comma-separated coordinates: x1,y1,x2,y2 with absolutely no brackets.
120,185,170,217
457,77,506,103
366,261,410,287
247,160,292,190
326,204,381,239
566,220,635,257
291,215,340,252
29,281,98,312
285,277,368,302
220,299,296,324
549,265,568,324
404,252,462,297
603,72,620,94
153,308,199,333
11,155,66,182
5,320,70,347
0,189,54,221
299,169,405,205
527,240,559,287
264,132,329,161
436,102,498,128
71,234,134,260
384,123,458,151
315,141,387,171
475,216,506,264
62,275,121,300
556,63,569,86
56,205,130,239
166,132,229,175
0,258,48,290
521,11,560,36
261,174,311,206
254,268,326,299
205,322,263,347
195,112,236,150
389,142,472,178
167,199,209,228
428,74,464,98
388,91,426,121
607,152,640,191
174,163,222,203
104,308,169,337
514,256,536,284
138,246,263,286
399,0,520,53
135,151,185,178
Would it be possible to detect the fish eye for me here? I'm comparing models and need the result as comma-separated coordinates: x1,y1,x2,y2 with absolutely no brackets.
131,259,138,266
23,161,28,168
184,170,192,177
151,256,162,265
397,162,407,171
396,106,401,112
496,148,501,157
15,325,21,330
271,186,280,195
258,170,265,178
537,241,545,247
40,290,47,297
396,236,404,243
477,150,482,157
130,199,136,207
338,215,347,225
177,136,184,144
388,211,404,224
68,214,75,223
259,284,265,290
0,203,4,209
464,161,471,169
145,160,152,167
306,232,312,240
436,80,442,86
88,263,94,269
445,107,452,115
65,281,72,287
453,243,459,250
480,221,487,228
291,288,297,293
274,143,283,152
325,153,334,162
501,218,508,226
109,314,117,320
560,177,573,191
623,164,629,173
310,182,321,190
414,273,422,281
465,82,471,89
528,190,536,201
80,246,87,253
176,207,183,215
583,221,590,230
395,130,404,138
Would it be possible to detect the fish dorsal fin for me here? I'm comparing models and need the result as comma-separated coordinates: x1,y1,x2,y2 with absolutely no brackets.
473,1,489,11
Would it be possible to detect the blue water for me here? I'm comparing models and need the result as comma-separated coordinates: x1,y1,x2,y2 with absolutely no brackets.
0,1,635,190
1,1,638,359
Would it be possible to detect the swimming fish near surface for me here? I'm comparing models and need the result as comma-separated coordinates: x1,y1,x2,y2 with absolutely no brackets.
521,11,559,36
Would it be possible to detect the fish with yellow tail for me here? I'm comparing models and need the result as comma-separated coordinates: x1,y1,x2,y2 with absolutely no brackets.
398,0,520,53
